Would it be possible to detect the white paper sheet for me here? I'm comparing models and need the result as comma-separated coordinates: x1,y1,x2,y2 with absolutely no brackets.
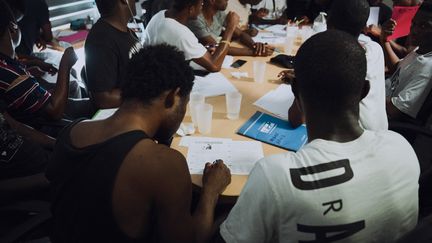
179,136,232,147
367,7,380,26
192,72,238,97
92,108,118,120
253,84,295,121
186,140,264,175
252,32,286,44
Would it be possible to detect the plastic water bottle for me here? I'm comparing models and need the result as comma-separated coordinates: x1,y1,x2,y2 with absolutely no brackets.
312,12,327,34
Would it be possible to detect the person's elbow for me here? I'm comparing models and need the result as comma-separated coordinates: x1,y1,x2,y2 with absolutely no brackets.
43,104,64,120
207,65,221,72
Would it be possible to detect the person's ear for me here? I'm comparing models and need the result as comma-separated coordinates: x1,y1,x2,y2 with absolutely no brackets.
361,80,370,101
164,87,181,109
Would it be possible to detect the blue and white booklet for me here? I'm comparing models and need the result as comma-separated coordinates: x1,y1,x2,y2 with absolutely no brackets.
237,112,308,151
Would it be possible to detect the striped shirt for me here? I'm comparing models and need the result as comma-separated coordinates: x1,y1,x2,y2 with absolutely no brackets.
0,53,51,120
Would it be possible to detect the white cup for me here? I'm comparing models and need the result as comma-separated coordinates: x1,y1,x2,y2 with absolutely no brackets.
284,35,296,55
196,103,213,134
189,92,205,127
226,92,242,120
253,61,266,83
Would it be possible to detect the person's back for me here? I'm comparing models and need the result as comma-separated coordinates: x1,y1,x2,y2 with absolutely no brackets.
218,30,419,243
48,45,231,243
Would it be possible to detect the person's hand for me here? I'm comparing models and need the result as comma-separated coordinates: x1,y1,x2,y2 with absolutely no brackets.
202,160,231,196
35,38,47,51
34,59,58,75
244,27,258,37
253,43,274,56
278,69,295,84
59,47,78,70
364,24,382,38
226,11,240,30
256,8,269,18
381,19,397,42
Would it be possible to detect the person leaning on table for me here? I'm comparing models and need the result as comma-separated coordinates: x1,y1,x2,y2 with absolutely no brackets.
215,30,419,243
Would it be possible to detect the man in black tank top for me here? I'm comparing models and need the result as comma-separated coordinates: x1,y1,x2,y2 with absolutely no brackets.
47,44,231,243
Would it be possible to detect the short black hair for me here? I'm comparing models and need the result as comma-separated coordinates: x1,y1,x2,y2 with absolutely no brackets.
121,44,195,105
95,0,117,16
294,30,367,114
173,0,200,11
327,0,370,37
0,0,15,35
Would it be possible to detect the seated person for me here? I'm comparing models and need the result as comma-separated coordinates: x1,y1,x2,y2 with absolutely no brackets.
284,0,333,25
187,0,274,57
5,0,59,77
381,1,432,123
249,0,289,25
145,0,239,72
47,44,231,243
226,0,262,29
0,111,54,180
363,0,392,41
217,30,419,243
0,1,77,125
367,0,421,57
85,0,141,109
285,0,388,131
14,0,53,56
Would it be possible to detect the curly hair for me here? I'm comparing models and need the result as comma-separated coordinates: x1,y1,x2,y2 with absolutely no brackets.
121,44,195,106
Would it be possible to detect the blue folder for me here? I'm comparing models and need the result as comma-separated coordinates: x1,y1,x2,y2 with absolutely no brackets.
237,112,308,151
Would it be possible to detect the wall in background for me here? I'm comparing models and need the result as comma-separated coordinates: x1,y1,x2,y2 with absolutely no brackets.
46,0,99,29
383,0,393,7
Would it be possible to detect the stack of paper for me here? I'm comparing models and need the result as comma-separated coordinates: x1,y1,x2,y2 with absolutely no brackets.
253,84,295,121
181,137,264,175
367,7,380,26
192,72,238,97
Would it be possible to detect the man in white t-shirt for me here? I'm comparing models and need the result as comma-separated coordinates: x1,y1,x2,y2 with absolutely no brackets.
144,0,239,72
286,0,388,130
381,2,432,122
226,0,261,29
217,30,419,243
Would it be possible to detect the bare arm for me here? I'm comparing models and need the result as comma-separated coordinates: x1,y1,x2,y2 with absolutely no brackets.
93,89,122,109
137,148,230,243
3,112,55,149
386,97,408,121
43,47,77,120
192,12,239,72
380,19,401,74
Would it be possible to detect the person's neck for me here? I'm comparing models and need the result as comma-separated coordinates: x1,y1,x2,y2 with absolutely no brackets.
202,6,217,22
305,111,364,143
107,103,163,138
0,35,15,59
166,9,189,25
102,13,130,33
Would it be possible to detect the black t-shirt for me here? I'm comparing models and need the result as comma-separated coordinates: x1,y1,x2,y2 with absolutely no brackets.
84,20,139,93
16,0,50,55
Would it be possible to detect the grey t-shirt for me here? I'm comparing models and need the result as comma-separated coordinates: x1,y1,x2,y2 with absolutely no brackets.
188,11,227,41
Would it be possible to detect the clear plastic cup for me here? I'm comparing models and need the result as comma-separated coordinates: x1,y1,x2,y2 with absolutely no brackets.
196,103,213,135
189,92,205,127
253,61,266,83
284,35,296,55
226,92,242,120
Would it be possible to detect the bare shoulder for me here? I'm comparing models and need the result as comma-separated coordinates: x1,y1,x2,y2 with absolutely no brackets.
121,139,190,183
